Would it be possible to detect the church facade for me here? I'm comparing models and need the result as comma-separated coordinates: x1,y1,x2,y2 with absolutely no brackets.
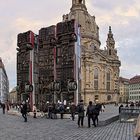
63,0,121,104
16,0,121,107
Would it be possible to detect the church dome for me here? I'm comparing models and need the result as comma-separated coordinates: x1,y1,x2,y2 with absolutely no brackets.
63,0,101,47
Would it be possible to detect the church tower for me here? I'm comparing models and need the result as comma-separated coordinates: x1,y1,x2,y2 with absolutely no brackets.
62,0,121,104
106,26,118,59
71,0,87,11
63,0,101,48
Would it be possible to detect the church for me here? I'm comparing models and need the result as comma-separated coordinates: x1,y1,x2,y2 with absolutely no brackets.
63,0,121,104
16,0,121,107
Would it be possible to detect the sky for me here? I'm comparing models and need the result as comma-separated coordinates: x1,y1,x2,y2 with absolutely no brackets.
0,0,140,91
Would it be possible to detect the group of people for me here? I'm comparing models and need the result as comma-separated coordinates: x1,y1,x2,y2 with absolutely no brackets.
47,102,65,119
1,100,104,128
76,100,103,128
119,101,140,114
43,100,103,128
19,100,104,127
19,101,69,122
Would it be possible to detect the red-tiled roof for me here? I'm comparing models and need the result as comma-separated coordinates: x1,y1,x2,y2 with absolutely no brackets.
129,75,140,84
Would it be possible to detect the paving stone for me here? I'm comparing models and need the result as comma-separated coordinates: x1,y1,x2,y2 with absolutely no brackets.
0,106,138,140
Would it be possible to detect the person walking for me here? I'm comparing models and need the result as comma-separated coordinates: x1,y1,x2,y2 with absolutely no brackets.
33,104,37,118
119,104,124,114
101,103,105,112
2,103,5,114
48,103,53,119
59,102,65,119
70,102,76,121
52,103,57,119
6,100,9,112
94,103,101,126
77,100,85,127
21,101,28,122
86,101,96,128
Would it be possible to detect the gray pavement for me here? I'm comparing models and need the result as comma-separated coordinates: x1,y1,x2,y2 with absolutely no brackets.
98,104,119,121
0,105,138,140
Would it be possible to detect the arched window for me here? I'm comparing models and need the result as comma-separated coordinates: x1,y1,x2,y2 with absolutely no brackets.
94,68,98,90
106,69,110,90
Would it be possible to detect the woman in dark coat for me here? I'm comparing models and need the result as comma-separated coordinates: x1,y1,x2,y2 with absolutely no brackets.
21,101,28,122
2,103,6,114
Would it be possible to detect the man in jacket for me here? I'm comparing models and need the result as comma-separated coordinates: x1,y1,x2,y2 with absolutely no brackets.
77,100,85,127
86,101,96,128
21,101,28,122
70,102,76,121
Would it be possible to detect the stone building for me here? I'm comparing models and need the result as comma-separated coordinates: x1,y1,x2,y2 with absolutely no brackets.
129,75,140,102
119,77,129,103
63,0,121,104
0,58,9,103
9,87,17,104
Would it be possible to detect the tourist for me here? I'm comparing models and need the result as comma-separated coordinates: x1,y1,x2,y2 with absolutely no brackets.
119,104,124,114
94,103,102,126
101,103,105,112
58,102,65,119
86,101,96,128
33,104,37,118
77,100,85,127
2,103,5,114
70,102,76,121
21,101,28,122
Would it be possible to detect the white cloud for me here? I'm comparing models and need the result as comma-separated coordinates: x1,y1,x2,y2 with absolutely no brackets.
0,0,140,91
120,62,140,79
15,18,43,32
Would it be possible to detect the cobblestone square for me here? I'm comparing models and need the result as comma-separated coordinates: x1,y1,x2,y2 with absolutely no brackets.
0,108,137,140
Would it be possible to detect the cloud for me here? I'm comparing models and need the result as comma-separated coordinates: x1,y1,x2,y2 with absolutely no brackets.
120,62,140,78
87,0,140,79
14,18,43,33
0,0,140,91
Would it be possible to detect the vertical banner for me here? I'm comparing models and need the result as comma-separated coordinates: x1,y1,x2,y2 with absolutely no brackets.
74,23,81,105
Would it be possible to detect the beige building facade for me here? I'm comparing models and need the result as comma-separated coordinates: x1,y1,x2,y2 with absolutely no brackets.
9,87,17,104
119,77,129,103
63,0,121,104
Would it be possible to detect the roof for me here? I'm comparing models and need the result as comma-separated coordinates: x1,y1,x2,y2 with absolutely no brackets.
129,75,140,84
119,77,129,83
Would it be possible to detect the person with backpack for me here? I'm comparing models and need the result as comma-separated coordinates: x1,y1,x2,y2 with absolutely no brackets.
21,101,28,122
77,100,85,127
94,103,102,126
86,101,96,128
70,102,76,121
59,102,65,119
